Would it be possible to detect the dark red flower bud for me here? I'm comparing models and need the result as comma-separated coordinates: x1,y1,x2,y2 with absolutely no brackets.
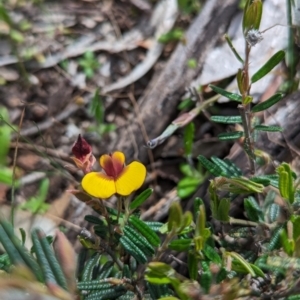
72,134,92,160
71,134,95,173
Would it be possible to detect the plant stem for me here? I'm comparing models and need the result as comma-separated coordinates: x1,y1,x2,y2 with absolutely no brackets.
238,105,255,174
154,228,177,261
239,43,256,174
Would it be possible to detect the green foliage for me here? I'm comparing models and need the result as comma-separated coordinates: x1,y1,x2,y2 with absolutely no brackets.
224,34,244,63
177,163,205,199
251,50,285,83
78,51,100,79
210,115,242,124
183,122,194,157
177,0,201,14
129,188,153,210
20,178,50,214
0,219,74,297
2,0,298,298
0,106,12,166
88,88,116,137
218,131,244,141
209,84,242,102
158,28,185,43
242,0,263,34
251,93,284,112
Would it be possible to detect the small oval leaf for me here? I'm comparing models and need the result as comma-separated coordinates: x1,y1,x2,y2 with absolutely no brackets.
210,116,242,124
168,239,192,251
251,93,284,112
129,188,153,210
254,125,283,132
218,131,244,140
209,84,242,102
251,50,285,83
198,155,225,177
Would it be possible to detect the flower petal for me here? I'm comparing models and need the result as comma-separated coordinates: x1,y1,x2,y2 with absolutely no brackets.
82,172,116,199
100,151,125,177
111,151,125,175
115,161,146,196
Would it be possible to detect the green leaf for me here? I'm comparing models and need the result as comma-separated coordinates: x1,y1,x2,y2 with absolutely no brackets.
0,225,25,266
218,131,244,140
200,261,212,293
268,203,280,223
31,230,54,284
216,268,227,283
193,197,204,215
168,239,192,251
184,122,194,156
77,280,114,291
34,229,67,289
0,106,12,166
237,68,247,95
203,244,221,264
217,198,230,222
268,225,284,251
129,215,160,247
20,179,50,214
10,29,24,43
177,177,201,199
123,226,154,257
250,176,270,186
277,163,294,203
80,287,126,299
254,125,283,132
0,221,43,281
210,157,242,178
181,211,193,231
229,251,256,276
196,202,206,237
244,197,263,222
145,262,179,285
243,0,263,33
84,215,105,225
224,34,244,63
210,116,242,124
250,264,265,278
19,228,26,246
292,216,300,241
0,5,13,26
129,188,153,210
251,93,284,112
167,202,183,232
158,28,184,43
144,222,164,232
98,261,114,279
120,235,148,264
251,50,285,83
89,88,104,124
179,163,195,177
209,85,242,102
281,227,294,256
252,174,278,189
0,167,20,186
187,253,198,280
198,155,225,177
82,253,101,282
218,177,264,193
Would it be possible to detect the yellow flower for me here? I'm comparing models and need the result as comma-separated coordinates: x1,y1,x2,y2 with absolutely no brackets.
81,151,146,199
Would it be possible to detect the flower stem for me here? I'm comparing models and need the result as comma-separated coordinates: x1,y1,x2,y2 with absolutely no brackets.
239,43,256,175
